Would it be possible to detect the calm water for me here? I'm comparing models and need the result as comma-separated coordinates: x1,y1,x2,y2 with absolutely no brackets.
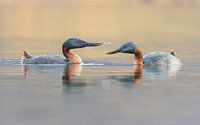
0,59,200,125
1,1,200,125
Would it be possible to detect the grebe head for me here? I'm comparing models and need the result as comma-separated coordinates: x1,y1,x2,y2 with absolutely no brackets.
107,42,143,65
62,38,103,64
62,38,103,50
107,42,137,54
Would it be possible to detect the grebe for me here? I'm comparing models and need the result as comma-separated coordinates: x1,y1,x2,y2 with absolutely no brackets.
107,42,181,66
22,38,103,64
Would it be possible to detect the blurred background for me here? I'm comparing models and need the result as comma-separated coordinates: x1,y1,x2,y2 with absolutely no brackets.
0,0,200,61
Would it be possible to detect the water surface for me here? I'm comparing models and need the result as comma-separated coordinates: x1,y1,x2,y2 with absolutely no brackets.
0,59,200,125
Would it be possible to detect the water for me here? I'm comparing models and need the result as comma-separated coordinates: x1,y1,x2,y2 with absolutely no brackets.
0,59,200,125
1,1,200,125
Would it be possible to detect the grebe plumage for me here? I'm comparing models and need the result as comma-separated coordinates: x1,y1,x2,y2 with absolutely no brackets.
107,42,181,66
22,38,103,64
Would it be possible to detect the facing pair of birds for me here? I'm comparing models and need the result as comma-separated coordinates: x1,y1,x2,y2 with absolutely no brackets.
22,38,181,65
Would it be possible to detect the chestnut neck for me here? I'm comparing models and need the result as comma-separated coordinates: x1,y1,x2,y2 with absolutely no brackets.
62,47,82,64
133,64,143,84
134,48,143,65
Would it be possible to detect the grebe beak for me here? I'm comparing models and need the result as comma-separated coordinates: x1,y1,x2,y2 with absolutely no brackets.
106,48,121,54
85,42,103,47
106,42,137,54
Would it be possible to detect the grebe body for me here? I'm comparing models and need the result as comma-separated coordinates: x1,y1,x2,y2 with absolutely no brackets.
22,38,103,64
107,42,181,66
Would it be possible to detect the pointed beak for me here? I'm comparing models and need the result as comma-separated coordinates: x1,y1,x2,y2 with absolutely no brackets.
106,48,121,54
85,41,103,47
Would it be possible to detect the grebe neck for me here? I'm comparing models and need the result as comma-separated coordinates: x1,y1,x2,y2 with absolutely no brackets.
134,48,143,65
62,47,82,64
133,64,143,85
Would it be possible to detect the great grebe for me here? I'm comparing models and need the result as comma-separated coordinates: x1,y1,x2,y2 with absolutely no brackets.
22,38,103,64
107,42,181,66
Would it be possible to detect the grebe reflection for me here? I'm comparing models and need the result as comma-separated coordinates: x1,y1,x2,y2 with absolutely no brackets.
22,64,86,87
109,63,180,88
62,64,87,87
109,64,143,87
22,62,180,90
22,64,65,78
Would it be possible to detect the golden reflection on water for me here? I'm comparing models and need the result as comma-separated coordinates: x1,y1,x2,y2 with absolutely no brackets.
0,0,200,60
